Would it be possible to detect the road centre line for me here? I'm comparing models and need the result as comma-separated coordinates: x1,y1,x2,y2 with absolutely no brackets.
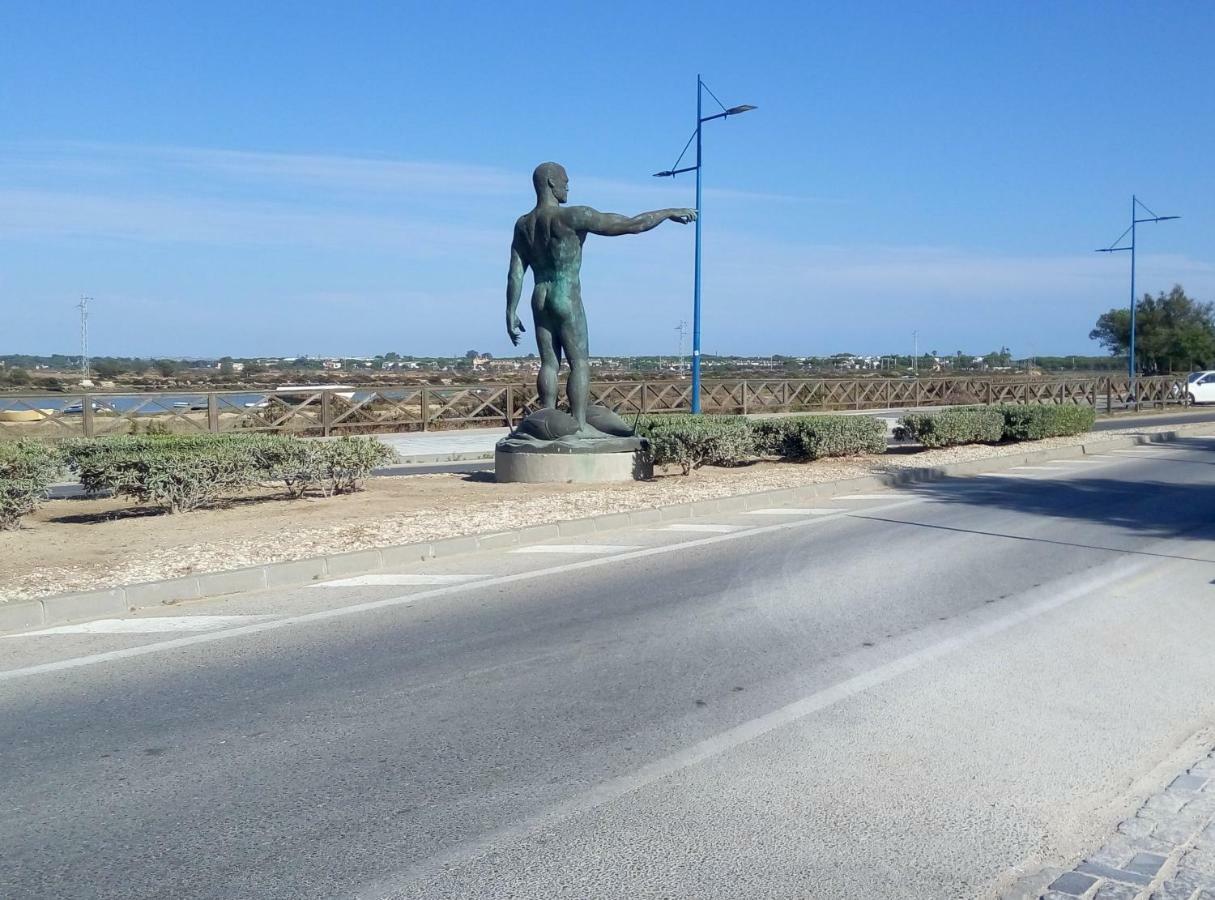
657,523,747,533
6,616,276,637
313,574,488,588
368,558,1154,897
0,496,928,683
512,544,640,555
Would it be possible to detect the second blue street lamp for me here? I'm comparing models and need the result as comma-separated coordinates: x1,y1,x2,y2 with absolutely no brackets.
1096,195,1180,397
653,75,756,414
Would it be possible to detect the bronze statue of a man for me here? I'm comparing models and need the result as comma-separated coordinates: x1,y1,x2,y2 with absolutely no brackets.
506,162,695,438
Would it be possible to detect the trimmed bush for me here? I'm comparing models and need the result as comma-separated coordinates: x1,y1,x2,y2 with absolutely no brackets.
895,407,1005,448
637,414,754,475
60,433,395,512
315,437,397,495
0,441,62,530
999,405,1096,440
753,415,887,461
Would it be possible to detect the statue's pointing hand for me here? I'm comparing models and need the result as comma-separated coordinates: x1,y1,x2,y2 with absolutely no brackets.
670,209,697,225
507,313,526,346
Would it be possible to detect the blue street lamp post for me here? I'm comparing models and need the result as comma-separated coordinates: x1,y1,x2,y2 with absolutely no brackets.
1097,196,1179,401
653,76,756,413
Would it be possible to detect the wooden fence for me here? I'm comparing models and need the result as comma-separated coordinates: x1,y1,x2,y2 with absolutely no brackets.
0,375,1189,439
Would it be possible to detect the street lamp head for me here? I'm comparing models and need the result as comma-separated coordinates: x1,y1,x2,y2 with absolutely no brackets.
725,104,757,116
652,170,675,178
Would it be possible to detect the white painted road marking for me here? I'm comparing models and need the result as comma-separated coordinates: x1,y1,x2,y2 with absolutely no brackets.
745,508,845,516
0,496,928,682
314,574,488,588
367,559,1153,897
8,616,276,637
657,523,747,533
986,473,1036,479
511,544,640,555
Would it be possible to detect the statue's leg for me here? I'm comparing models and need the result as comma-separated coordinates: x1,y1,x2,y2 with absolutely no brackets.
534,317,559,409
560,300,592,430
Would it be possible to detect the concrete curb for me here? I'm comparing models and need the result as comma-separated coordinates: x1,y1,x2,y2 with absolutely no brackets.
4,424,1212,635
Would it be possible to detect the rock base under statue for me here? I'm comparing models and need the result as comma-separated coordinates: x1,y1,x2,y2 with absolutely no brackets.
494,406,651,483
495,442,651,484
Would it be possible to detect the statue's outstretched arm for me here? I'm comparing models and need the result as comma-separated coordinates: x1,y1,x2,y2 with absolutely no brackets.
566,206,696,237
506,240,527,346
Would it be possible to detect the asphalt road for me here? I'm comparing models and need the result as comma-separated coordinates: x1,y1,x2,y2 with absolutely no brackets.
4,438,1215,898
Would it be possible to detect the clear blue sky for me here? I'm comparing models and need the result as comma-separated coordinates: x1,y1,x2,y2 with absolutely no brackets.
2,1,1212,359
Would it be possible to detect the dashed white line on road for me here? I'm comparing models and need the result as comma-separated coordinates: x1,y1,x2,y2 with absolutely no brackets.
314,574,488,588
511,544,640,555
745,508,845,516
657,523,747,533
7,616,276,637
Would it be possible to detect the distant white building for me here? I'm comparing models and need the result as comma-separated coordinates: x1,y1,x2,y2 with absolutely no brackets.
322,360,342,370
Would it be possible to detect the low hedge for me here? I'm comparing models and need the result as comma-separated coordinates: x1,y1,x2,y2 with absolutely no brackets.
895,407,1005,448
61,433,395,513
998,404,1096,440
753,415,887,461
894,404,1097,447
637,414,753,475
0,441,63,530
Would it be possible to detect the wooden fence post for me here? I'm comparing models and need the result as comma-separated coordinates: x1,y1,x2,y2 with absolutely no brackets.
207,393,219,433
321,390,333,437
740,380,748,415
505,384,515,427
421,385,430,432
640,382,649,414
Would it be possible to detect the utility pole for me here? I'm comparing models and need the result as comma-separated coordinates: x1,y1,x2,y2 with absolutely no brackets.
77,295,92,381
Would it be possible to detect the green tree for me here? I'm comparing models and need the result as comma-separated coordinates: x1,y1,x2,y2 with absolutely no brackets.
92,359,126,379
153,359,179,377
6,367,31,386
1090,285,1215,373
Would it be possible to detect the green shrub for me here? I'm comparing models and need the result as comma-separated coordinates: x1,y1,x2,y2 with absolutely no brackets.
60,433,395,509
638,414,754,475
999,405,1096,440
0,441,62,530
895,407,1005,447
314,437,397,494
71,442,260,513
753,415,887,461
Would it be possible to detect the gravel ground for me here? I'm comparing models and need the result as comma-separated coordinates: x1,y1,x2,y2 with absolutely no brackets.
0,424,1195,603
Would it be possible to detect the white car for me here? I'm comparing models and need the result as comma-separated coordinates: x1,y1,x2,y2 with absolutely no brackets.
1187,371,1215,404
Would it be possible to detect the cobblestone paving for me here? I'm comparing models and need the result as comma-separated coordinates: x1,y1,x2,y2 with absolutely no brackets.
1004,748,1215,900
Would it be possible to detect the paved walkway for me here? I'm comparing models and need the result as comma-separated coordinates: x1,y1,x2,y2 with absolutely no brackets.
1007,747,1215,899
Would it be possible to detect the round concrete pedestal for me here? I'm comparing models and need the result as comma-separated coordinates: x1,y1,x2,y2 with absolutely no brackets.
495,448,651,483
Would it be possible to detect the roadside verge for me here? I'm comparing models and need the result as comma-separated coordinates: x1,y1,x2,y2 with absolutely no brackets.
4,424,1211,634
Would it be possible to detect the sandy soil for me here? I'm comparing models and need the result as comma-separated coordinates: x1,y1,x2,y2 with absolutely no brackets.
0,423,1197,603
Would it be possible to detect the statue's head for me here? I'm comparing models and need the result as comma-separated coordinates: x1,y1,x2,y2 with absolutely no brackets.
532,162,569,204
